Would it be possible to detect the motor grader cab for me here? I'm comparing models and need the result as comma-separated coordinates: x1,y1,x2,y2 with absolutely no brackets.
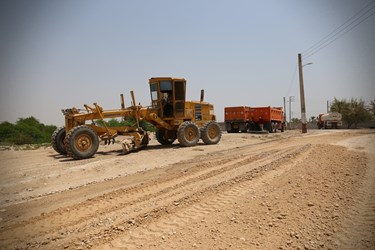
148,77,217,126
149,78,186,119
51,77,222,160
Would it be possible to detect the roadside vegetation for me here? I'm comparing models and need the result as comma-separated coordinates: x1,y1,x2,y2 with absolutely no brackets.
283,98,374,129
0,117,57,146
95,117,155,132
330,98,374,128
0,116,155,147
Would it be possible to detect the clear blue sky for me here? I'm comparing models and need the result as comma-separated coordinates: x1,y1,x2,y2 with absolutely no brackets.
1,0,374,126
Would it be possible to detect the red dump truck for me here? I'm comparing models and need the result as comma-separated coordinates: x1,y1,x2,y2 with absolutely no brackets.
225,106,284,133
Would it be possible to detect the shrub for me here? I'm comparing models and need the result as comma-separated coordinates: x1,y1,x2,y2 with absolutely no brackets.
0,117,57,145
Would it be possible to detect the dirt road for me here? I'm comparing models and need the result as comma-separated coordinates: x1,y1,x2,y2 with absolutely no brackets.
0,129,374,249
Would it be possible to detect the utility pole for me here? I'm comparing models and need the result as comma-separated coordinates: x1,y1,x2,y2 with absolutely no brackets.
289,96,295,123
283,97,287,124
298,53,307,133
327,100,329,113
288,96,295,129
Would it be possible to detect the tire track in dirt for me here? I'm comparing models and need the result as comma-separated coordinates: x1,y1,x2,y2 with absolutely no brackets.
331,153,375,250
0,139,273,224
97,144,313,250
0,142,311,249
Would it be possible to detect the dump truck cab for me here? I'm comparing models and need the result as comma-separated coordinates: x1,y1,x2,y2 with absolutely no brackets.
149,77,187,119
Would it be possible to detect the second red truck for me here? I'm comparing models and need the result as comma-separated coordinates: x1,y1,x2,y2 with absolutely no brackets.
224,106,285,133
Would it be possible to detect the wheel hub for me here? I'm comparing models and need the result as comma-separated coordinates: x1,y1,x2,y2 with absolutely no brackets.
75,135,92,152
208,126,218,139
185,127,196,141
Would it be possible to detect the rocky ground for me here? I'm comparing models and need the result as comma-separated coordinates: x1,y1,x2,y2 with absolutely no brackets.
0,129,374,249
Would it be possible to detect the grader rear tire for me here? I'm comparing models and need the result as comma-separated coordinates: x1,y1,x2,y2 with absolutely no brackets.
177,121,200,147
201,121,222,145
51,126,67,155
64,125,99,160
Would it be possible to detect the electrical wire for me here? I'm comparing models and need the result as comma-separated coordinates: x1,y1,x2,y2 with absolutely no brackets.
304,10,375,60
302,0,375,59
302,0,375,56
286,1,375,99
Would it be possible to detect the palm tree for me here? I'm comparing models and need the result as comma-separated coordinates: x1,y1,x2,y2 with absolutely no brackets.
330,97,349,114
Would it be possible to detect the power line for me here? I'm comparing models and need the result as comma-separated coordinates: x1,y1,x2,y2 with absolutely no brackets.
304,10,375,60
302,0,375,56
286,1,375,102
302,0,375,59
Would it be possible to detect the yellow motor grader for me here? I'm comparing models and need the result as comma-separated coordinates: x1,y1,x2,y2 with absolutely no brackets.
51,77,222,159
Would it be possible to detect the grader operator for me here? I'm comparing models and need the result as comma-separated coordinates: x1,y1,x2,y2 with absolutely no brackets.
51,77,222,160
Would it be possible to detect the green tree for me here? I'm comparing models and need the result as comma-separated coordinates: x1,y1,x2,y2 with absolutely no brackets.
0,117,57,145
291,118,301,123
95,117,155,132
15,117,44,144
347,98,371,128
43,125,58,142
140,120,156,132
330,98,371,128
370,99,375,119
0,122,18,144
95,118,134,127
330,97,349,114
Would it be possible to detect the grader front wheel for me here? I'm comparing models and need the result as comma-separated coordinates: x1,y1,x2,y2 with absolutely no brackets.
65,125,99,160
177,121,200,147
51,126,67,155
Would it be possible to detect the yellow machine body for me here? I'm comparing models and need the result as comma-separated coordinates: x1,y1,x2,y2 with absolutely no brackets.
52,77,221,159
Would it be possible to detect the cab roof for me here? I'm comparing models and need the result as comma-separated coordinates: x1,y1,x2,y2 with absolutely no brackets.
149,77,186,82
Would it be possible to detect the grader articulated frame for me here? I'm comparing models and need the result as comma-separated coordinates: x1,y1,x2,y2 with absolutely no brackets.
52,77,222,160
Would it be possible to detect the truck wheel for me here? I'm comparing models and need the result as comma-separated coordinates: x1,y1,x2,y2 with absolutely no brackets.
177,121,200,147
201,121,222,145
156,128,175,145
248,123,256,132
264,122,272,133
51,126,67,155
273,122,279,133
64,125,99,160
245,122,250,133
225,123,231,133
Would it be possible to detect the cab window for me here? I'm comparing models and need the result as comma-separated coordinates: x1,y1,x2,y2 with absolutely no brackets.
160,81,172,92
150,83,158,101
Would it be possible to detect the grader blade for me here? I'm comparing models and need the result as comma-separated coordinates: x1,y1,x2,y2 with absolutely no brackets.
121,137,133,154
120,132,149,154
